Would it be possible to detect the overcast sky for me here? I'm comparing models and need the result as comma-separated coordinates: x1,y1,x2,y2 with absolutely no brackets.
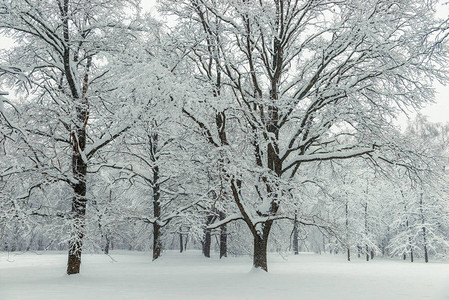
0,0,448,126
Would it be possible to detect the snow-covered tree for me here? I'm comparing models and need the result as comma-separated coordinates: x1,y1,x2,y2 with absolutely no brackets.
162,0,449,271
0,0,158,274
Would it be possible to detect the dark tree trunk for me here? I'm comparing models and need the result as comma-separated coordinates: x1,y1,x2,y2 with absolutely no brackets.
370,250,374,260
322,234,326,254
419,193,429,263
403,253,406,260
184,233,189,250
63,2,90,274
104,236,110,255
253,235,268,271
203,229,211,258
293,217,299,255
66,164,87,275
152,162,162,260
219,211,227,259
202,224,212,258
153,223,162,261
364,202,369,262
179,233,183,253
67,123,88,275
293,229,299,255
252,221,273,272
103,191,112,255
407,217,413,262
216,109,228,260
66,136,88,274
345,202,350,261
203,215,214,258
423,242,429,263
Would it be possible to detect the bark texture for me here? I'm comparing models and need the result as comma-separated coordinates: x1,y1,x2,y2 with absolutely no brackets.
219,211,227,258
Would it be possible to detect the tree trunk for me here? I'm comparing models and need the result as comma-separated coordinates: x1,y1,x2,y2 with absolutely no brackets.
104,235,110,255
406,218,413,262
230,171,275,271
364,202,369,262
66,162,87,275
253,235,268,271
64,5,90,273
66,126,88,275
179,231,183,253
252,220,273,272
293,217,299,255
419,192,429,263
322,234,326,254
219,211,227,259
152,156,162,261
203,215,214,258
366,245,369,262
203,228,211,258
103,191,112,255
423,240,429,263
408,234,413,262
153,223,162,261
345,202,350,261
184,233,189,250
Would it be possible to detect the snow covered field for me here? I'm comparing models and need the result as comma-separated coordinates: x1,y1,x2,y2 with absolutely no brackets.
1,251,448,300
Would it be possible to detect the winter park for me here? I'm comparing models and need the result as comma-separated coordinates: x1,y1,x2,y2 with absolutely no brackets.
1,0,449,299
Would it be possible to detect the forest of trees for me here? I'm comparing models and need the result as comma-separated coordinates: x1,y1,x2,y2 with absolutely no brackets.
1,0,449,274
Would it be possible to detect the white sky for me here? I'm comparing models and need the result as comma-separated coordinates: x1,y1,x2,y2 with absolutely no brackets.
0,0,448,126
141,0,158,14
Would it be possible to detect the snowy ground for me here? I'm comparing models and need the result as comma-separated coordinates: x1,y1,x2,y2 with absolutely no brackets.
1,250,448,300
